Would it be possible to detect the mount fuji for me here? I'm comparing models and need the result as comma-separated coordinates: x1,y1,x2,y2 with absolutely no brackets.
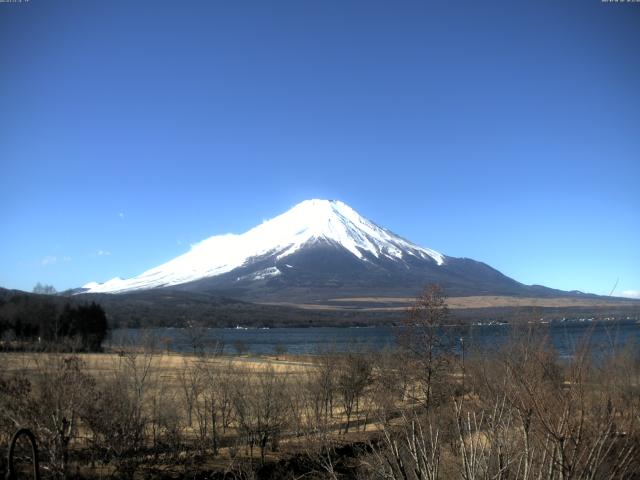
80,199,570,303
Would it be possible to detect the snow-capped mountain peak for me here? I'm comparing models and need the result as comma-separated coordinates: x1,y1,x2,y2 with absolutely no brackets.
81,199,444,294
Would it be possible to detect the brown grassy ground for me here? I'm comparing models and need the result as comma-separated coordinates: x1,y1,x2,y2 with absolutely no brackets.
0,350,315,377
0,351,350,476
263,295,640,311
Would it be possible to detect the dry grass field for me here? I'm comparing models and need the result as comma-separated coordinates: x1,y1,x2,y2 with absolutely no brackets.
0,350,315,377
262,295,640,312
0,349,384,478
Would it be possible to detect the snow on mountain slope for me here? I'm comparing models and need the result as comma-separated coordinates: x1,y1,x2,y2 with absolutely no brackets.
81,199,445,294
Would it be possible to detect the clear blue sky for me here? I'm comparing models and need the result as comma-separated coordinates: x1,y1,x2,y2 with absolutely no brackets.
1,0,638,297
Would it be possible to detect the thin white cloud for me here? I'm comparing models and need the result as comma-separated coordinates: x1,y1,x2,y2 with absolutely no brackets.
97,250,111,256
63,256,72,262
620,290,640,299
118,212,125,219
41,256,57,266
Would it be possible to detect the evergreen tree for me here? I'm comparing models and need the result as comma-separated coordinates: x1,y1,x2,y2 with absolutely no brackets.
57,302,109,351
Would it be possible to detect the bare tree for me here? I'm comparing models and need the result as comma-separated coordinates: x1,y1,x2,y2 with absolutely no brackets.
400,283,451,411
195,358,232,456
232,365,290,465
368,411,441,480
33,282,57,295
337,351,372,434
312,348,337,426
234,340,249,356
0,355,94,479
182,321,209,356
81,349,157,479
149,376,183,457
463,324,638,480
178,358,202,427
371,347,411,424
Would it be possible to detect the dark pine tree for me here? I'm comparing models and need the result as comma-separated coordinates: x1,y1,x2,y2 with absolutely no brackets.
57,302,109,351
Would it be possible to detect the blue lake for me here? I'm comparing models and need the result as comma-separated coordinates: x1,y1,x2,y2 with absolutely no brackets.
108,319,640,357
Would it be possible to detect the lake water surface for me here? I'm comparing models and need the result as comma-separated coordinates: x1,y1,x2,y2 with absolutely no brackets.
109,319,640,357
